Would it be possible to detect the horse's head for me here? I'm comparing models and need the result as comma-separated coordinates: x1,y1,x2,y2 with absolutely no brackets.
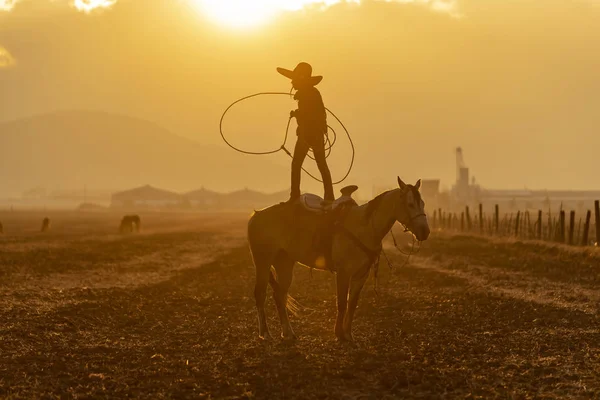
396,176,430,241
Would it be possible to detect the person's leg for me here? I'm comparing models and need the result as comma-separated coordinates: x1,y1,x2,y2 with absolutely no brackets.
290,138,309,200
312,144,334,201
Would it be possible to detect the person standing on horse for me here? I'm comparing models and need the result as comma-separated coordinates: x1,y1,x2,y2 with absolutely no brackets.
277,62,335,204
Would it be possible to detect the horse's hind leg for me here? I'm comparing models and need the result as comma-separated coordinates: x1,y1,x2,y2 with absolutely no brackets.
252,249,273,340
343,264,370,342
335,270,350,341
271,251,296,340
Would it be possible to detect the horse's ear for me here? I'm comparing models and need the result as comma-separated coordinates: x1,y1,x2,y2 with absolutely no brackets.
397,176,407,190
415,179,421,190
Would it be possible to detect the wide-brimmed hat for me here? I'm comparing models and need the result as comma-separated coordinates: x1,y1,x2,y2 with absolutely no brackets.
277,62,322,86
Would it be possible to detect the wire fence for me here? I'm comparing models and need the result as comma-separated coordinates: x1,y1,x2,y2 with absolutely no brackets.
432,200,600,247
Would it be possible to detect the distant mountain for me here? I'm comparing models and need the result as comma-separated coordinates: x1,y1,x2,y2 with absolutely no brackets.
0,110,288,196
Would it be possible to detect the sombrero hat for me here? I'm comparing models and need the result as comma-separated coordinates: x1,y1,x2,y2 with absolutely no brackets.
277,62,322,86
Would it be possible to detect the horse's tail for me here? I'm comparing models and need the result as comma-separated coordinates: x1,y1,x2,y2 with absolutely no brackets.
269,267,301,317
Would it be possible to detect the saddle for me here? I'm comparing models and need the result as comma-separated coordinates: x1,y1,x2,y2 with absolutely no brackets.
291,185,359,272
297,185,359,214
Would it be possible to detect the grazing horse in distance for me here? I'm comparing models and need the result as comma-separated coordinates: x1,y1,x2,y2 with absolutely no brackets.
119,215,141,233
248,176,430,341
41,217,51,233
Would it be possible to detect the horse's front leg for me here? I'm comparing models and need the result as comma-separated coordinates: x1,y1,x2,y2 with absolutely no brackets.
335,270,350,340
343,264,370,341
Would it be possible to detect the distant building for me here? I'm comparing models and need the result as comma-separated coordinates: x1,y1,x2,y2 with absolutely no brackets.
479,189,600,211
222,188,288,209
373,180,439,196
22,187,47,200
420,179,440,206
111,185,181,208
447,147,600,211
184,187,222,207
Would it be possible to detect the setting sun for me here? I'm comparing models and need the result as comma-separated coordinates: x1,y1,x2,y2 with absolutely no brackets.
191,0,279,28
191,0,365,28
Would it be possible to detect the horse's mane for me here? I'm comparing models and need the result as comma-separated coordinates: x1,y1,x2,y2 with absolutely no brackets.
364,189,394,221
364,185,422,221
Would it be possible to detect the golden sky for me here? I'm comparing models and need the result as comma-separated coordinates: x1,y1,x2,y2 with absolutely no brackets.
1,0,599,192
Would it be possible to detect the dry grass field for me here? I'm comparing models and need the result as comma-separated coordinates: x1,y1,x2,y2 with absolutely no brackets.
1,211,599,399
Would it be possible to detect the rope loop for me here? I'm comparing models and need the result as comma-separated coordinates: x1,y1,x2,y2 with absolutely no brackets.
219,92,355,185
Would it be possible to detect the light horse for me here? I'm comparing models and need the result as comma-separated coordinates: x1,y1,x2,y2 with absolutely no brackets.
248,177,430,341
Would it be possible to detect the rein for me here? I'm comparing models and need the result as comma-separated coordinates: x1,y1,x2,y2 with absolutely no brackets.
335,224,382,262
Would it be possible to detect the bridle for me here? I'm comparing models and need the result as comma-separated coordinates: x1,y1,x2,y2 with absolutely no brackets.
338,187,428,270
399,212,427,232
395,188,427,234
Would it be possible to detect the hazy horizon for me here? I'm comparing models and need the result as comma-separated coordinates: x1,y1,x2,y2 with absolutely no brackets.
1,0,599,193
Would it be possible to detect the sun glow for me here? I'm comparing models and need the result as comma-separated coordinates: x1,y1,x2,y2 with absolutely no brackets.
192,0,456,28
0,0,18,12
73,0,117,13
1,0,458,18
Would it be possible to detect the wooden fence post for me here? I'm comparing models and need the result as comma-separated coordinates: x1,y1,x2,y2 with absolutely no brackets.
494,204,499,235
433,210,437,229
515,211,521,237
537,210,542,240
582,210,591,246
479,204,483,234
461,212,465,232
546,211,552,241
466,206,472,231
568,211,575,245
595,200,600,245
559,210,566,243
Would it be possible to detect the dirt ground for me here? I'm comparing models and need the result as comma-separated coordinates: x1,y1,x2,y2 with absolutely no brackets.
1,211,599,399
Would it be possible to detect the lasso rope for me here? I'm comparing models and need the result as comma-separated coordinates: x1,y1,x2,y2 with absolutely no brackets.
219,92,355,184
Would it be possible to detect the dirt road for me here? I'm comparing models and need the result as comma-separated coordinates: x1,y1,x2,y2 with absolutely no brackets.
1,212,599,398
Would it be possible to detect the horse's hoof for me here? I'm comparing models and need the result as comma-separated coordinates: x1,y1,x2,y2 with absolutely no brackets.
258,332,273,341
343,333,355,343
336,333,349,342
281,333,297,341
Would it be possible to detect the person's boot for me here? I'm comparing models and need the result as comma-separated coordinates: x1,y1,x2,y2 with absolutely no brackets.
286,192,301,204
